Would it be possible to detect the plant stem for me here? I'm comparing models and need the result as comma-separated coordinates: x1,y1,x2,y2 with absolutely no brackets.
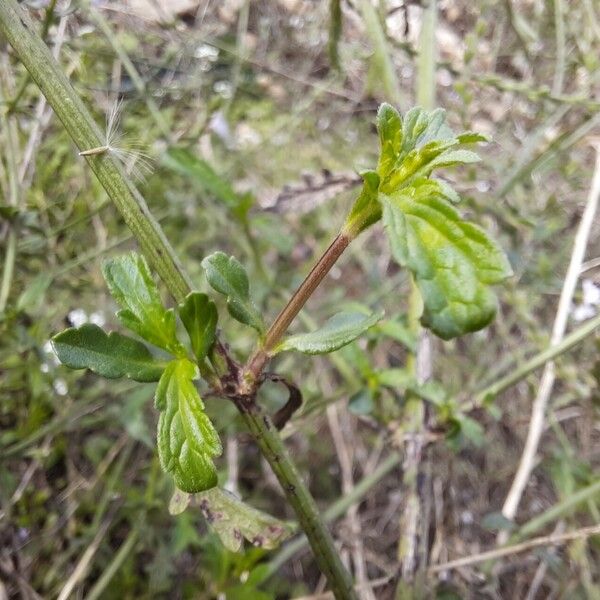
0,3,357,594
267,451,401,577
243,232,351,386
239,401,358,600
87,2,171,138
86,527,139,600
429,523,600,574
396,0,436,582
516,478,600,540
0,0,191,303
471,310,600,408
501,148,600,528
0,229,16,313
6,0,56,114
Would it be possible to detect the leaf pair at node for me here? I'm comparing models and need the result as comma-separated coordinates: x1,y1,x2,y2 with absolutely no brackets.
343,104,513,340
52,252,221,493
201,251,384,356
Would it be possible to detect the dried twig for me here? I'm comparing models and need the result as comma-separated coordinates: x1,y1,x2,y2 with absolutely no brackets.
501,148,600,529
430,523,600,574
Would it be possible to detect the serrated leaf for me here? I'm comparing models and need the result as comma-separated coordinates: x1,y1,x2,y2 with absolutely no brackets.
377,104,403,178
197,487,292,552
201,252,264,333
52,324,166,382
102,252,184,356
343,103,491,238
164,148,253,220
274,310,383,355
382,184,512,339
156,359,222,493
178,292,218,363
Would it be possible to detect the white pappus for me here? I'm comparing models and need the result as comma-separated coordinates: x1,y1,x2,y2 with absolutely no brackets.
78,98,154,181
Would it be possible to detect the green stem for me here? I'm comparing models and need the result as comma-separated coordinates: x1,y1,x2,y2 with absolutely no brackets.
515,478,600,541
6,0,56,114
472,311,600,407
239,402,358,600
328,0,342,71
0,227,17,313
267,451,401,577
0,3,356,594
85,528,139,600
0,0,191,303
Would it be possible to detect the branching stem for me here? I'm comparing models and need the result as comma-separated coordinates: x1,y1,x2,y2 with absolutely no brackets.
243,233,351,390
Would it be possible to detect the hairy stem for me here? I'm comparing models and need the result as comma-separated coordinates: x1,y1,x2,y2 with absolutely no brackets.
0,3,356,595
0,0,191,303
267,451,401,577
239,401,358,600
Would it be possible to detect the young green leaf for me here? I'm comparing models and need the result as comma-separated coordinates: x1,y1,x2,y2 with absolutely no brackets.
343,103,489,237
343,170,381,236
342,103,511,339
155,359,222,493
102,252,184,356
52,324,165,382
381,184,512,339
178,292,218,363
197,487,292,552
274,310,384,355
201,252,264,334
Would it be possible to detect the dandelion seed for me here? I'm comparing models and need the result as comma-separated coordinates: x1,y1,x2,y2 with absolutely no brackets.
78,98,154,181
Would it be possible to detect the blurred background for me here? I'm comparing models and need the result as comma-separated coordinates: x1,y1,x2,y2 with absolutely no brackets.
1,0,600,598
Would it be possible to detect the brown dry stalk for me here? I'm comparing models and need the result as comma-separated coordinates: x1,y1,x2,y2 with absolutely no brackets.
429,523,600,574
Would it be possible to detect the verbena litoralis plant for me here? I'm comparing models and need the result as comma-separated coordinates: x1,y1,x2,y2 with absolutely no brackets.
50,102,512,571
0,3,511,595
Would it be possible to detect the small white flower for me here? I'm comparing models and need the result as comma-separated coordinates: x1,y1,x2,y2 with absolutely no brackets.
89,311,106,327
582,279,600,306
68,308,88,328
53,379,68,396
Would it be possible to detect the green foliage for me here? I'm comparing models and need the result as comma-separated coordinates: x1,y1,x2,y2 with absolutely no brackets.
102,253,184,355
274,310,383,355
381,188,511,339
178,292,218,363
202,251,265,334
51,324,166,382
52,252,222,493
156,359,222,493
344,103,511,339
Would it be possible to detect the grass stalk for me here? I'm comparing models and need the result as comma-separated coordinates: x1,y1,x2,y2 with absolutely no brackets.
471,310,600,408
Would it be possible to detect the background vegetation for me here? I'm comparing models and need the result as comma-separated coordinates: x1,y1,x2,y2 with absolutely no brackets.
1,0,600,598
